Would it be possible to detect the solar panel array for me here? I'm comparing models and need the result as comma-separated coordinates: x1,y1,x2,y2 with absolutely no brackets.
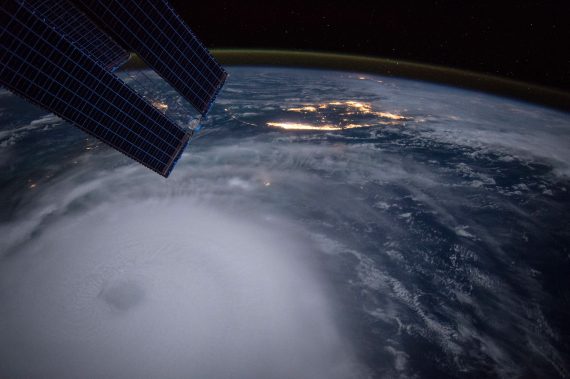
77,0,228,116
27,0,130,72
0,1,190,177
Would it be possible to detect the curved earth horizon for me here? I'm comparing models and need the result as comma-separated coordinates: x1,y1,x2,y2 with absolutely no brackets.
123,49,570,111
1,61,569,378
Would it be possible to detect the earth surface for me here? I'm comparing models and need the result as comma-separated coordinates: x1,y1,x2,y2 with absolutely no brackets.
1,66,569,378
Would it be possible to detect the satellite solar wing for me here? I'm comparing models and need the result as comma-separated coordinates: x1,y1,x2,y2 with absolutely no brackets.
77,0,228,116
0,1,190,177
27,0,130,72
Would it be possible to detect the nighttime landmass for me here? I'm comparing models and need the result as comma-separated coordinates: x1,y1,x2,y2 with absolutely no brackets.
1,1,569,378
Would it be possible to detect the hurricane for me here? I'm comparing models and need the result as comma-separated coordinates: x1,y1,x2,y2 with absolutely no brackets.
1,67,569,378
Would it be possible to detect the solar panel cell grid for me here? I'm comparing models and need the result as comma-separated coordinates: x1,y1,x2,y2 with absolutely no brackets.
77,0,227,116
1,1,189,177
27,0,130,71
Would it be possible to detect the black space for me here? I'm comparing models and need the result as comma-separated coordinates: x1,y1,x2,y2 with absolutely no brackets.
170,0,569,92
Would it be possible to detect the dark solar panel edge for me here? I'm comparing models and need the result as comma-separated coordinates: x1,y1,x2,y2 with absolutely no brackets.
201,71,228,116
162,131,190,177
0,79,184,177
1,0,224,178
1,1,188,177
76,0,228,118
